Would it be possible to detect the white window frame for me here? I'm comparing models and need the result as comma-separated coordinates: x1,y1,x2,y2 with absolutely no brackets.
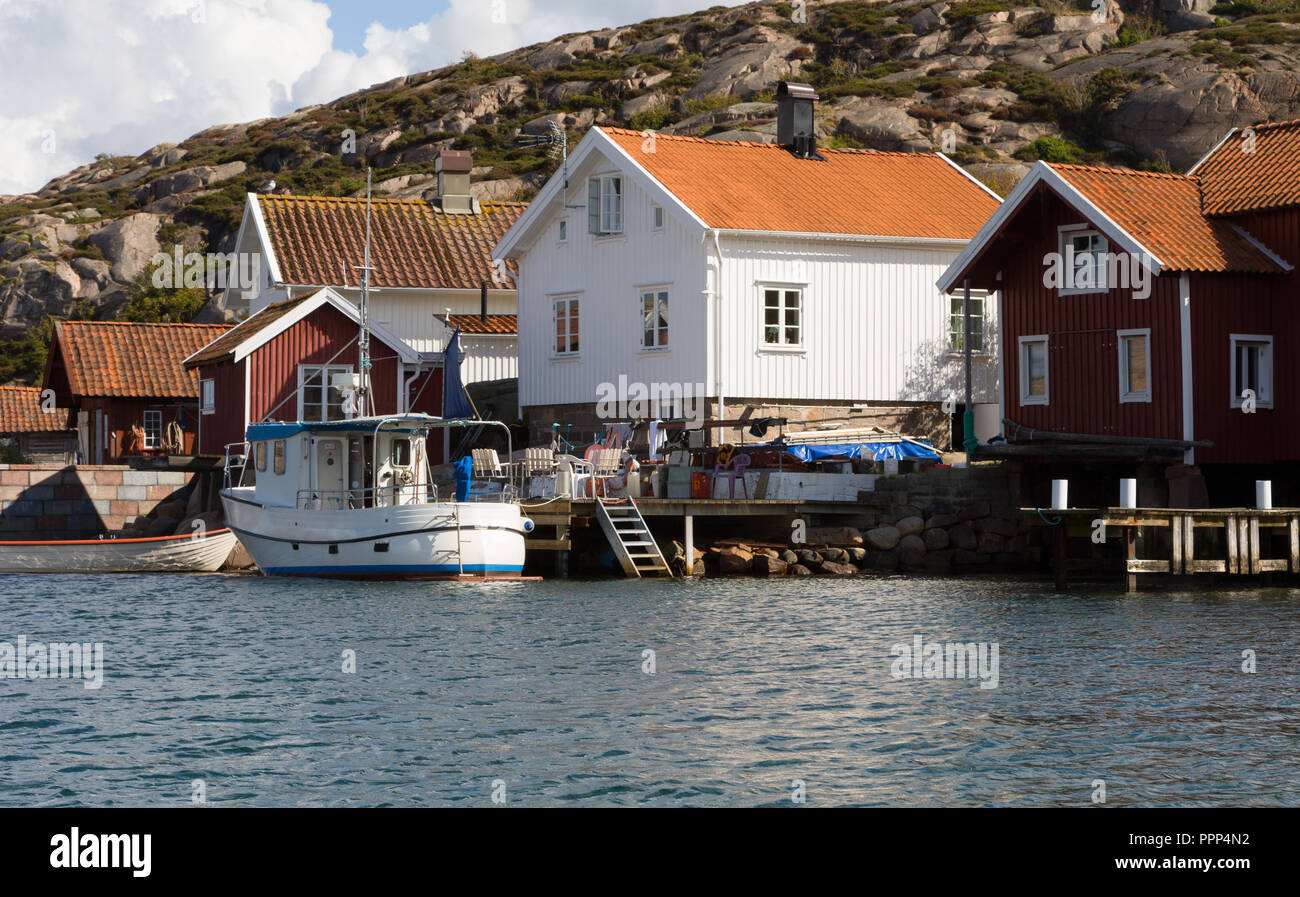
639,287,669,350
588,174,623,236
1117,328,1152,404
652,205,664,231
949,289,988,354
553,295,580,357
760,284,804,350
1019,335,1050,406
1058,225,1109,295
298,364,353,422
142,410,162,449
200,378,215,415
1230,333,1273,409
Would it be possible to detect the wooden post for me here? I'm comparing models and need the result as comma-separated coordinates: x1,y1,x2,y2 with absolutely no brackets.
1125,524,1137,593
1227,514,1238,574
1053,522,1067,590
1249,516,1260,576
1171,515,1183,576
1289,515,1299,574
1183,513,1195,573
684,513,695,576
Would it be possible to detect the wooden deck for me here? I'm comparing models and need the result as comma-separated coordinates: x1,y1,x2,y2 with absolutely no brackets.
1025,507,1300,591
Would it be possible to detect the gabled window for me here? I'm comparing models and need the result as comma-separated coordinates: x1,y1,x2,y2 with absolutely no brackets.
554,297,580,355
1019,336,1049,406
1117,329,1151,403
142,410,162,449
1230,334,1273,408
200,378,215,415
641,289,668,349
762,286,802,347
1059,227,1108,294
299,365,352,421
587,175,622,236
949,290,987,353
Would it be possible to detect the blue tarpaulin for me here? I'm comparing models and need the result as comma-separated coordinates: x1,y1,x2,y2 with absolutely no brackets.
751,439,942,463
442,328,474,419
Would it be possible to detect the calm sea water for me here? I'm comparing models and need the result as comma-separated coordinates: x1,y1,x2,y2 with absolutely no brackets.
0,573,1296,807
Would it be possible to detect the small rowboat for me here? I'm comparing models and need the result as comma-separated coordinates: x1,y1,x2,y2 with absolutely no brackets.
0,528,239,574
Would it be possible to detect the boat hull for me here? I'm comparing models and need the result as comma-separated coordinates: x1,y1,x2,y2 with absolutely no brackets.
221,489,527,579
0,529,238,574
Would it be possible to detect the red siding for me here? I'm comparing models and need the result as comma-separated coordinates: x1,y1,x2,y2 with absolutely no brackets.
195,358,246,456
81,396,198,463
995,189,1184,441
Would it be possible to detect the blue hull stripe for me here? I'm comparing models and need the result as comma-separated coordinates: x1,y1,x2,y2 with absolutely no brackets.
264,563,524,575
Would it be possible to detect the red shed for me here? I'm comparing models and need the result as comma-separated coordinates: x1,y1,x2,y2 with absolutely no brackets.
940,122,1300,477
42,320,229,464
183,287,441,457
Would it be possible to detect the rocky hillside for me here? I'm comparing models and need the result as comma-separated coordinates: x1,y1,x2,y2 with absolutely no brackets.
2,0,1299,368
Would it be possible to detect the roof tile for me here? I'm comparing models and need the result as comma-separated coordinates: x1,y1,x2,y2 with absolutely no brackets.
258,195,525,289
1049,163,1285,273
445,314,517,335
600,127,1000,239
0,386,73,433
1194,119,1300,216
52,321,229,398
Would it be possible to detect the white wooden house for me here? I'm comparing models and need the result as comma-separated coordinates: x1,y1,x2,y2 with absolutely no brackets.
494,85,1004,449
223,150,523,387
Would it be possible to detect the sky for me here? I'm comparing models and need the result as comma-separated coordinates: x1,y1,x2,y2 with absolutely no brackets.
0,0,738,196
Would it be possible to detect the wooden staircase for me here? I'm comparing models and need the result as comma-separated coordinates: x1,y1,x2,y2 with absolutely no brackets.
595,497,672,578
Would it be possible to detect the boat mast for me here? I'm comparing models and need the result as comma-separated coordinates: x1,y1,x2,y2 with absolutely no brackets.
354,168,375,417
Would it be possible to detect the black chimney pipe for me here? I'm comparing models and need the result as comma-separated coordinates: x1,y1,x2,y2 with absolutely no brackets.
480,280,488,323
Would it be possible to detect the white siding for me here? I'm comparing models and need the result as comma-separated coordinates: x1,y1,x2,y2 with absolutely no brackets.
460,336,517,383
515,148,710,411
716,235,998,404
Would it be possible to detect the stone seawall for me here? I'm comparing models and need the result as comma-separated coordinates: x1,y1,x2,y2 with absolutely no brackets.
0,465,194,539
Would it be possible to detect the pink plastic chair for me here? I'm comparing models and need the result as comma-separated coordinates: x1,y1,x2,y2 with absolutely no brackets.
712,453,751,499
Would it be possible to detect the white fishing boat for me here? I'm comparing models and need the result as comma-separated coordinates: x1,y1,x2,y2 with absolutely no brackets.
220,415,529,579
0,528,238,574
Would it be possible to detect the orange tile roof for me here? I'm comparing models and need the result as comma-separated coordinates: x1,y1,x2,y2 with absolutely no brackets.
599,127,1000,239
0,386,73,433
258,195,524,289
51,321,229,398
1049,164,1285,274
1194,119,1300,216
445,314,517,335
184,293,316,368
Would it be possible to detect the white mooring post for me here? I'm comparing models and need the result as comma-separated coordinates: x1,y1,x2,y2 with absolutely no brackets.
684,513,694,576
1051,479,1069,510
1120,478,1137,509
1256,480,1273,510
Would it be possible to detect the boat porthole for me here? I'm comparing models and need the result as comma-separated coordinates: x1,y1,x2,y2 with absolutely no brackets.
374,542,389,553
328,545,339,554
291,543,299,550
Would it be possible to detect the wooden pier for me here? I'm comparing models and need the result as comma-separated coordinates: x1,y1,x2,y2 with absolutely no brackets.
1027,507,1300,591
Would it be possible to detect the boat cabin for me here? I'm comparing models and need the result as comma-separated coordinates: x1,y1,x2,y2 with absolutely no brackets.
242,417,435,510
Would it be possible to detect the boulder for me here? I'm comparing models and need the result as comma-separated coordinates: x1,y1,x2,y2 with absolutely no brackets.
899,533,927,567
895,515,924,537
954,501,991,523
789,564,814,576
836,101,931,152
821,547,849,564
977,532,1004,554
819,561,857,575
845,547,867,565
925,513,958,530
714,545,753,574
778,549,799,565
865,549,900,571
865,525,902,551
948,523,978,551
923,527,950,551
795,549,823,568
751,554,789,576
87,212,162,282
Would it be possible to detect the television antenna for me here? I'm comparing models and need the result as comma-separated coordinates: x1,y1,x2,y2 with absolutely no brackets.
515,121,584,209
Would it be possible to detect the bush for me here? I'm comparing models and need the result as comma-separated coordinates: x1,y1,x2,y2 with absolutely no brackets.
1013,136,1090,163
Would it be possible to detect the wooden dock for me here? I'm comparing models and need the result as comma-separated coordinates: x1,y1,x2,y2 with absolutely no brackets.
1026,507,1300,591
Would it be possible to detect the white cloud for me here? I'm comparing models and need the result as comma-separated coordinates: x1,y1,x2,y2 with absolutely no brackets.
0,0,734,196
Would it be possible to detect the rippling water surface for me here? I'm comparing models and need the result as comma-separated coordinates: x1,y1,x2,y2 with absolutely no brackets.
1,573,1296,806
